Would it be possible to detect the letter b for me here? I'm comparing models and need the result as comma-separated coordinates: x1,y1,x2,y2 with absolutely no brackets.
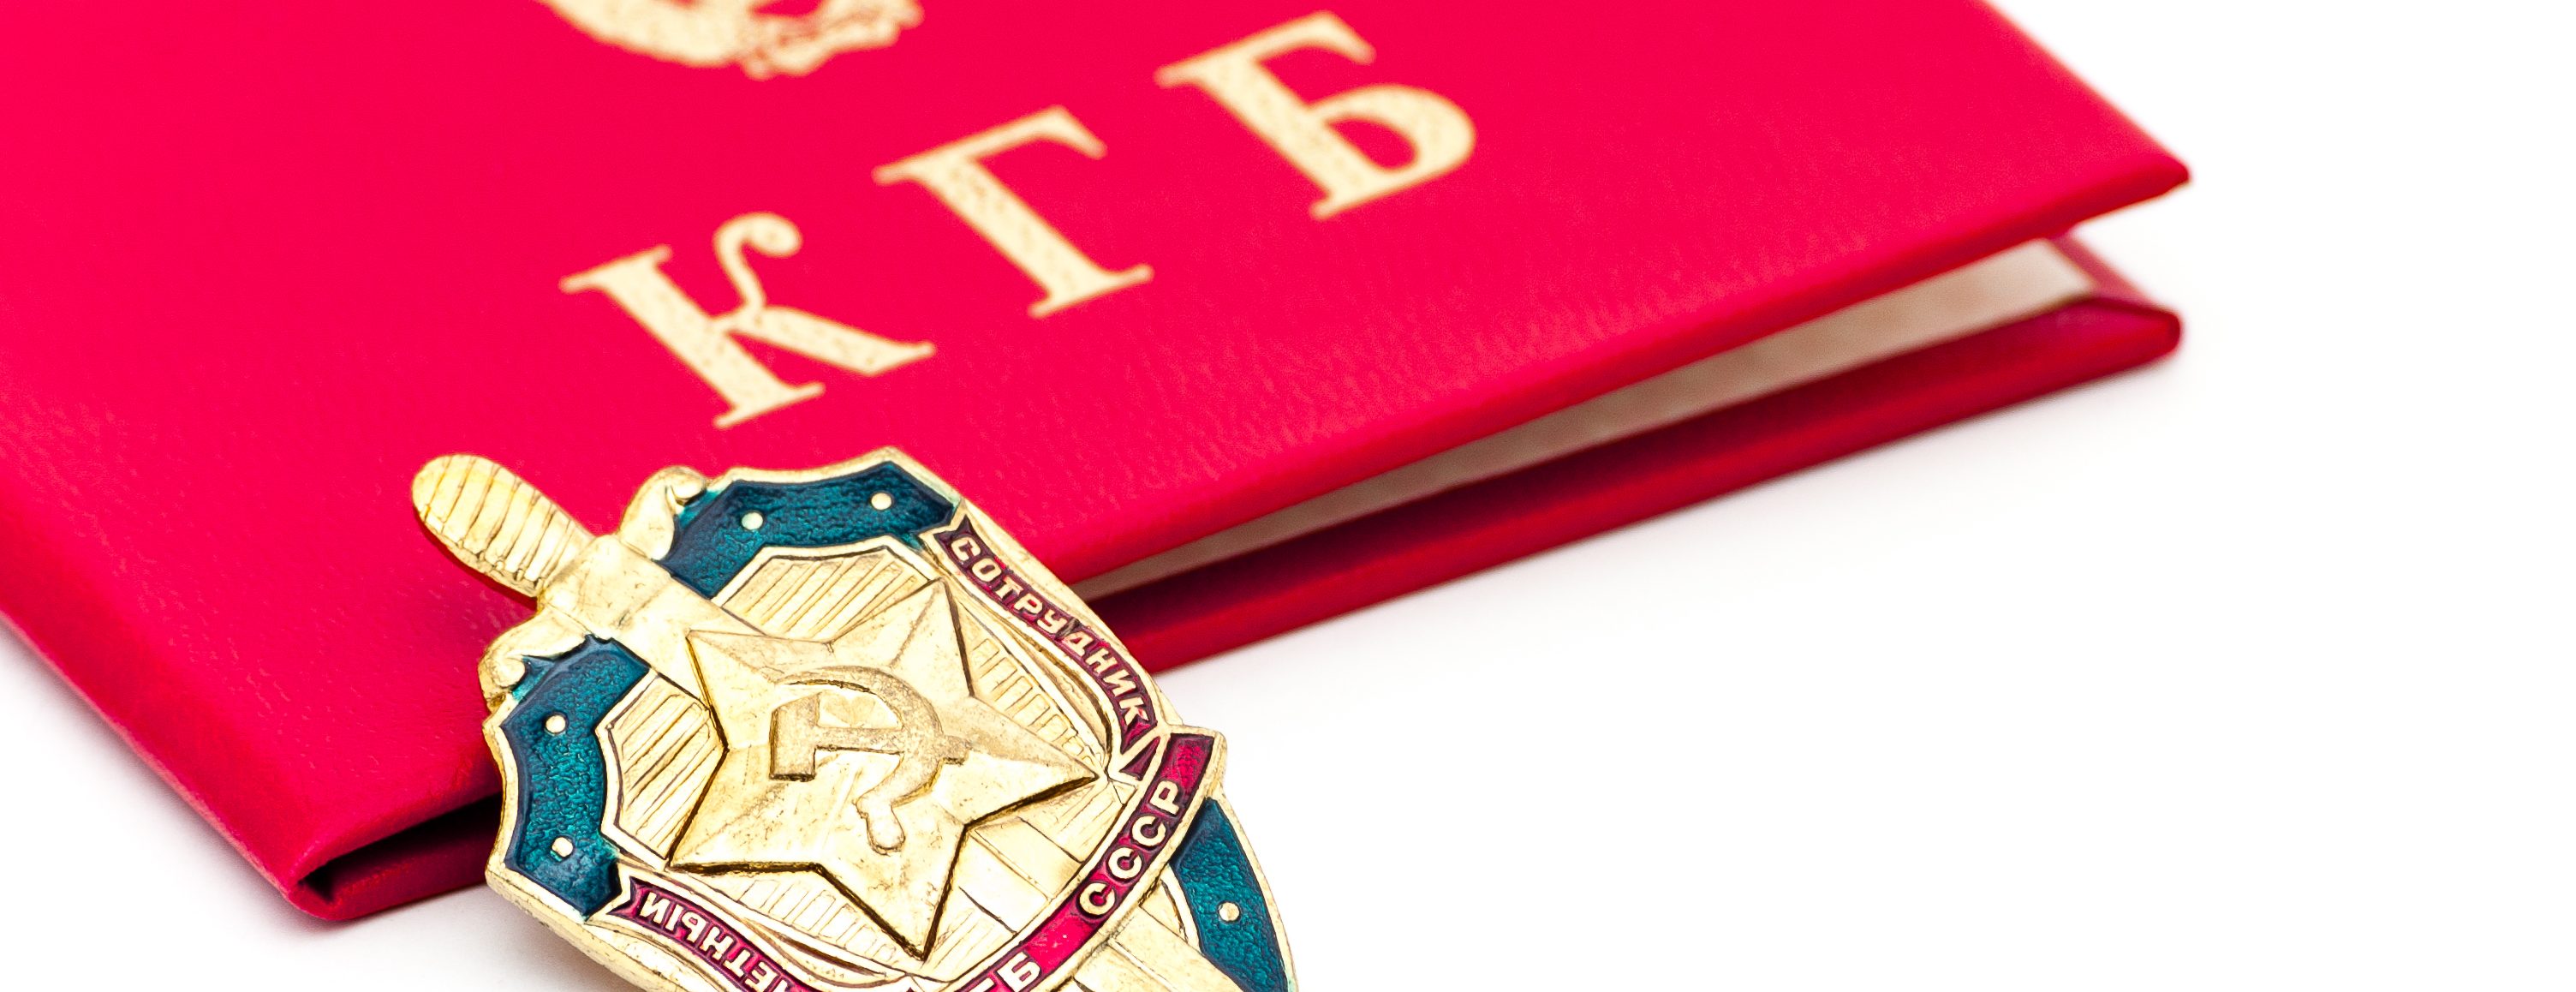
1158,12,1475,218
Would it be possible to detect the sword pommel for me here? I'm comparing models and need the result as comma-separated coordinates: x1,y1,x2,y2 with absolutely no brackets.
413,455,593,596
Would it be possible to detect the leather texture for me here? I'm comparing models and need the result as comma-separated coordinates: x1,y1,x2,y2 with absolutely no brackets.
1096,238,2179,665
0,2,2181,917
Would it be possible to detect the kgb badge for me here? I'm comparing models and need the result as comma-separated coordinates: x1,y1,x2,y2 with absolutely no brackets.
411,451,1294,992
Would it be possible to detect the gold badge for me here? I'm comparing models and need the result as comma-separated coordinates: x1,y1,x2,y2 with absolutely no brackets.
413,451,1295,992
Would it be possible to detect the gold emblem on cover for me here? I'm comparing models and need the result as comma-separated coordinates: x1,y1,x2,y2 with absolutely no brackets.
413,450,1293,992
536,0,921,78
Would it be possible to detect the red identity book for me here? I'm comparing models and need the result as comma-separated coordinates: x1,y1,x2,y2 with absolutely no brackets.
0,2,2183,918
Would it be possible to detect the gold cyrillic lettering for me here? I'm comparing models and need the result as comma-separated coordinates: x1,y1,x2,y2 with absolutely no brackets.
637,890,674,926
1107,846,1144,881
874,107,1151,316
1157,12,1474,218
562,213,933,427
1000,953,1043,990
1077,881,1118,917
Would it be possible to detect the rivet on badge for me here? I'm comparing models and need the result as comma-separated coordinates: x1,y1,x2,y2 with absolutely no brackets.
411,450,1295,992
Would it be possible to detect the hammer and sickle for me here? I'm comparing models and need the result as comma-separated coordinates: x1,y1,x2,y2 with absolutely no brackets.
768,666,970,853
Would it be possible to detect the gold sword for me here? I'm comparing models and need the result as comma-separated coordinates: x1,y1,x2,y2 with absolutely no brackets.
414,454,747,703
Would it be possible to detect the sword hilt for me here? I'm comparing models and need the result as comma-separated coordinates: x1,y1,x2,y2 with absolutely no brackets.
413,455,593,596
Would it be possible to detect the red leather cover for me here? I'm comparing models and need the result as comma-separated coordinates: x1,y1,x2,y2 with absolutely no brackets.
1096,237,2178,664
0,2,2181,918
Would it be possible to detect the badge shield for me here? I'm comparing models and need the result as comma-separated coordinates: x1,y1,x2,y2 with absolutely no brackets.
413,450,1293,992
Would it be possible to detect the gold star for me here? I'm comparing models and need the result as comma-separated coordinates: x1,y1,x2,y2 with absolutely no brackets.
668,581,1092,955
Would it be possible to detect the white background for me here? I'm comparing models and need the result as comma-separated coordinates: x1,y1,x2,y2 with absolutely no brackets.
3,1,2570,987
